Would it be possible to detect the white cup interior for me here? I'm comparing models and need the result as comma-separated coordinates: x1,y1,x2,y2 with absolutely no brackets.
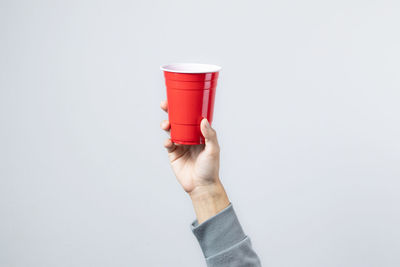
160,63,221,73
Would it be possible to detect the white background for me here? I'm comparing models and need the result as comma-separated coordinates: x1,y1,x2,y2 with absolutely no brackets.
1,0,399,266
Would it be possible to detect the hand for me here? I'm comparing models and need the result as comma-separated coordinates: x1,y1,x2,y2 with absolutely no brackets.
160,100,229,223
160,100,220,194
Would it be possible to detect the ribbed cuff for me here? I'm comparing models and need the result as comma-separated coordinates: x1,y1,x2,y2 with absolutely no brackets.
191,204,246,258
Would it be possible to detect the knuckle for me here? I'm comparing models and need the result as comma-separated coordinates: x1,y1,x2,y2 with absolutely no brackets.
209,144,220,155
209,129,217,138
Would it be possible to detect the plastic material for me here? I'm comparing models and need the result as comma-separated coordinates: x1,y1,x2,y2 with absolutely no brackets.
161,63,221,145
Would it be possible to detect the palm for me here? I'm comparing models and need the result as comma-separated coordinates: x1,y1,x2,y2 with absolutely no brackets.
168,144,219,193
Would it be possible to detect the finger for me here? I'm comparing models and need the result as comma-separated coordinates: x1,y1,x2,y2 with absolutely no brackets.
200,118,220,154
164,138,177,153
160,120,171,132
160,100,168,113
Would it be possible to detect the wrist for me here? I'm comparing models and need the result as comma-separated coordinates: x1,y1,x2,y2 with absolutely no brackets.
189,181,230,224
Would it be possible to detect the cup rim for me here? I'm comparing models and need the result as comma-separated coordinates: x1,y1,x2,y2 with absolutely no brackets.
160,63,221,73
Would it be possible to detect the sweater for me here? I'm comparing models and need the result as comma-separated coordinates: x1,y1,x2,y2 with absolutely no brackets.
191,204,261,266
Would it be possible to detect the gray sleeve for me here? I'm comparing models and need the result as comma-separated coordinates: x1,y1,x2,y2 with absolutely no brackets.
191,204,262,267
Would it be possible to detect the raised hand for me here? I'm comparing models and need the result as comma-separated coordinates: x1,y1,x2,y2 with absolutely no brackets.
160,100,229,223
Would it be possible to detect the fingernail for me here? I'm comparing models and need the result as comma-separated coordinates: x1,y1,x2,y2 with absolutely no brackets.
204,119,210,128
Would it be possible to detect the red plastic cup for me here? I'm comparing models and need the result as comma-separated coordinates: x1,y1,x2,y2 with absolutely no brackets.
161,63,221,145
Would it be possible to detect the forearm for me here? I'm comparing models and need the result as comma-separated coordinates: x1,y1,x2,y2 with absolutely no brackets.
189,180,230,224
189,180,261,266
191,202,262,266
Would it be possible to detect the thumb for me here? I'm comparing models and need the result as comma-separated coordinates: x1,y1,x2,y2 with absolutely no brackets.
200,118,220,153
